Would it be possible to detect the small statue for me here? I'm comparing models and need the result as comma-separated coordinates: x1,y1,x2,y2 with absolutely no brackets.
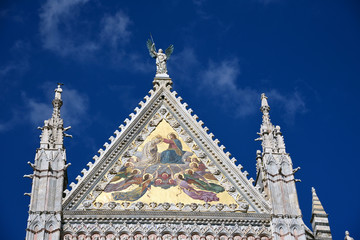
345,231,354,240
147,38,174,77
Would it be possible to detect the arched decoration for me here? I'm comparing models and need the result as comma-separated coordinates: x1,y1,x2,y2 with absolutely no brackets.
246,235,255,240
279,228,285,240
78,234,87,240
205,235,215,240
48,225,53,240
178,234,188,240
148,233,158,240
106,233,116,240
276,224,289,234
219,235,228,240
233,236,242,240
132,233,143,240
92,233,101,240
34,225,39,240
192,234,201,240
63,233,73,240
290,223,304,238
119,233,130,240
280,161,291,175
293,228,299,240
163,234,172,240
29,220,42,231
267,161,278,175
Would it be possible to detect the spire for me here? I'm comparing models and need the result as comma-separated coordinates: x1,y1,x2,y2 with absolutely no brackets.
39,83,71,149
311,187,332,240
51,83,63,120
25,84,71,240
256,93,276,153
260,93,271,126
256,93,288,153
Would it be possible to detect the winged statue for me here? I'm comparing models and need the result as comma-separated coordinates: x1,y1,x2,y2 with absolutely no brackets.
147,39,174,77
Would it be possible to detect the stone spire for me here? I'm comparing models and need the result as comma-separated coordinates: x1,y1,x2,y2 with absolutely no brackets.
258,93,276,153
255,93,305,240
256,93,286,154
311,187,332,240
39,83,71,149
25,84,71,240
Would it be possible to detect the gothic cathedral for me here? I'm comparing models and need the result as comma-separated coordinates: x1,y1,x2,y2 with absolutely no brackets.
25,44,340,240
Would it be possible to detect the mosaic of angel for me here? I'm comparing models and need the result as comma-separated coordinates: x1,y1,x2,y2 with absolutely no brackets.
101,130,226,203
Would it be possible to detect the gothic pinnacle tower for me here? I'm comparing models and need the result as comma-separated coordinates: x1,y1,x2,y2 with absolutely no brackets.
255,93,306,239
25,84,71,240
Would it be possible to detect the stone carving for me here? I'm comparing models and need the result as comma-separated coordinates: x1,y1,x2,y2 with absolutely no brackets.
147,38,174,77
345,231,354,240
62,221,272,240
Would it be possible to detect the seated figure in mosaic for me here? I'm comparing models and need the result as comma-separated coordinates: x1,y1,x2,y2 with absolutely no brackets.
160,133,187,164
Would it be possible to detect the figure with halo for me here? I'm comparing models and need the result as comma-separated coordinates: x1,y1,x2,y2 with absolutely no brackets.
160,132,187,164
147,37,174,77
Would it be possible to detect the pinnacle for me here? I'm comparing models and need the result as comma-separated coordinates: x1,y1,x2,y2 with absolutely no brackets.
311,187,326,215
260,93,270,112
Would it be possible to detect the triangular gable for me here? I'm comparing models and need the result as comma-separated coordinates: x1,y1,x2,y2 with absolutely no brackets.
62,78,270,213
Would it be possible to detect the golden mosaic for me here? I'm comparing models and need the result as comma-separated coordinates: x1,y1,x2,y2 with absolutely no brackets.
96,120,237,206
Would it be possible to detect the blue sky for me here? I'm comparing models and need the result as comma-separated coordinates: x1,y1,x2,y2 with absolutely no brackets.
1,0,359,239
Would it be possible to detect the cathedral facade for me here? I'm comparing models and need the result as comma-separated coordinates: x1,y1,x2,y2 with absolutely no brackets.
25,58,338,240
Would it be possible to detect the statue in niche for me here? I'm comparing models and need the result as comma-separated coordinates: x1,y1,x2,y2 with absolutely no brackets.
147,38,174,77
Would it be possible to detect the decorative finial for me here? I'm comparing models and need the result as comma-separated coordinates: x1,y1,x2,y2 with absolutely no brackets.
345,231,354,240
260,93,270,112
54,83,64,100
312,187,316,193
147,36,174,78
256,93,276,153
39,84,70,149
260,93,272,130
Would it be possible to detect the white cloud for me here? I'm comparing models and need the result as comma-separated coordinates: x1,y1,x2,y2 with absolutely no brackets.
128,53,153,73
23,86,89,128
0,41,30,81
200,58,307,121
39,0,98,57
101,11,131,48
39,0,132,61
169,47,200,80
27,99,53,126
61,88,89,126
201,58,259,117
0,110,21,132
268,89,307,123
203,59,239,89
0,59,29,80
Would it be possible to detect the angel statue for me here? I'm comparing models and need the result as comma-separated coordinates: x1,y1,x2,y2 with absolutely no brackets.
147,39,174,77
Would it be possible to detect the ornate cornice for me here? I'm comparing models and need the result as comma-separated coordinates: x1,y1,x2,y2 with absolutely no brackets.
62,80,271,214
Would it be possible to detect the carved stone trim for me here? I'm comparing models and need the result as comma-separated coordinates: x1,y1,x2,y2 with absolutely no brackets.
62,83,270,213
61,221,272,239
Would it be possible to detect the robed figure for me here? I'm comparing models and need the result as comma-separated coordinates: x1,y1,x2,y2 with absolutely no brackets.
160,133,185,164
147,39,174,77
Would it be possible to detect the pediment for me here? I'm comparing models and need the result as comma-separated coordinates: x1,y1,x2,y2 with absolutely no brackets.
62,79,270,214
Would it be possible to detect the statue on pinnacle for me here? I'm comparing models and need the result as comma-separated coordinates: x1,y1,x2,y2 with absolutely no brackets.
147,36,174,78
